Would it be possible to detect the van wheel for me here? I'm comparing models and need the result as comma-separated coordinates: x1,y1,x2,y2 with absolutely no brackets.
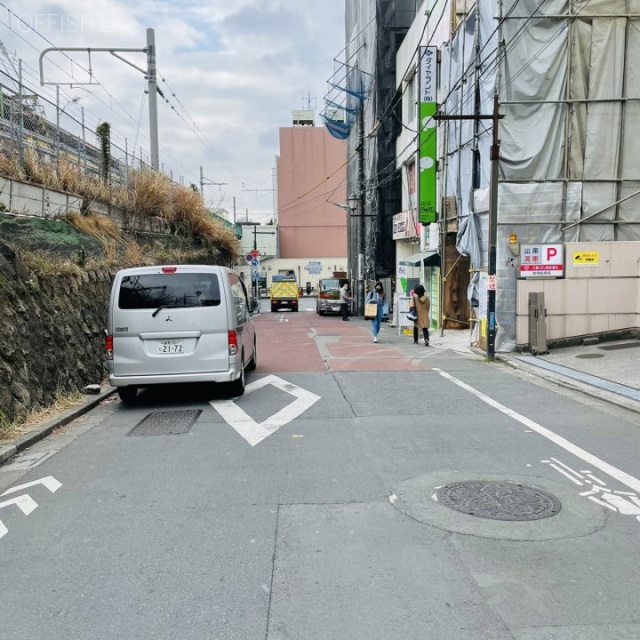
228,359,246,396
117,387,138,404
247,338,257,371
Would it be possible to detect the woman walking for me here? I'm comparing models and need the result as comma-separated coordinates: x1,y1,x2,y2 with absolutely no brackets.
365,281,386,343
409,284,431,346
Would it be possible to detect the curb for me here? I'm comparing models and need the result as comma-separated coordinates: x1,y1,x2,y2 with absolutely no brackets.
0,387,117,467
499,356,640,416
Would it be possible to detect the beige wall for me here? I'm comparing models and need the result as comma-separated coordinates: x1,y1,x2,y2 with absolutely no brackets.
515,242,640,347
277,127,347,259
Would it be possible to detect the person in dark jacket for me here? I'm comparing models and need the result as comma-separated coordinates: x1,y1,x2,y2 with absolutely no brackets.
339,282,352,321
409,284,431,346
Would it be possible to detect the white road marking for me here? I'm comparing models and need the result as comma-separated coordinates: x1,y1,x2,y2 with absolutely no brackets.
0,494,38,540
0,494,38,515
549,463,584,486
1,476,62,496
435,368,640,494
210,375,320,446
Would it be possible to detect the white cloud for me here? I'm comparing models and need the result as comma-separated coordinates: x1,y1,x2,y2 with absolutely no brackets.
0,0,345,221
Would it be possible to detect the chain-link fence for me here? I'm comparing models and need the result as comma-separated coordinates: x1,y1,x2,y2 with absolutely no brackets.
0,62,156,190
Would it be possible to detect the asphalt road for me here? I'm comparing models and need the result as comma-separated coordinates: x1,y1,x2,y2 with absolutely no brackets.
1,297,640,639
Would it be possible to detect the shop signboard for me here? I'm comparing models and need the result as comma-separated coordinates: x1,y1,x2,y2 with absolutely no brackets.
418,46,438,225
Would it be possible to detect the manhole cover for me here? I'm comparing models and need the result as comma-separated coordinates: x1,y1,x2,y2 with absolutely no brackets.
575,353,604,359
436,481,561,521
128,410,202,436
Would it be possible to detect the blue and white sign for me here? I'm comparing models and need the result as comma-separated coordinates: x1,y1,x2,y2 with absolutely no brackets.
307,261,322,275
251,259,259,267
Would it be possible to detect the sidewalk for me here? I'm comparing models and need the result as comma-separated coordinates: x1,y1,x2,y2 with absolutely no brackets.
375,319,640,415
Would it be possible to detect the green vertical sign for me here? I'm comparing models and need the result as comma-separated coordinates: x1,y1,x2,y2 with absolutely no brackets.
418,47,437,224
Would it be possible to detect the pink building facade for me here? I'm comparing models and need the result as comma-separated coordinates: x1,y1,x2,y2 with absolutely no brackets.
276,126,347,259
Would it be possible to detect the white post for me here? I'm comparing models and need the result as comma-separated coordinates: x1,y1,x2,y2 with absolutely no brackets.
18,59,24,168
55,85,60,163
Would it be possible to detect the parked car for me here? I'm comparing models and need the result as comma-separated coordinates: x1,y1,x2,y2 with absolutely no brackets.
106,265,259,403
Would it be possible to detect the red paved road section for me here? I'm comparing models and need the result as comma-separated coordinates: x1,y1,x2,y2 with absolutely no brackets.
253,311,326,373
253,310,429,374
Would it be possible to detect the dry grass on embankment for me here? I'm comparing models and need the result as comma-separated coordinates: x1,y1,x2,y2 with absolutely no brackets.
0,151,240,272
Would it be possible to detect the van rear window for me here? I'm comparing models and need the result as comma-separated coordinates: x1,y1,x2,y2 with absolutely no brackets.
118,273,221,309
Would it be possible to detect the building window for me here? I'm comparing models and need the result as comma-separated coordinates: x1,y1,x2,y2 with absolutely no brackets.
405,73,416,124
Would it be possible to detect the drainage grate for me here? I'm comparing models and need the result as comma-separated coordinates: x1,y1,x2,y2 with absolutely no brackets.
127,410,202,437
436,481,561,521
598,342,640,351
575,353,605,359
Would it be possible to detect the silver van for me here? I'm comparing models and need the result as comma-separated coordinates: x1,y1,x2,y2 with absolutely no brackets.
106,265,259,402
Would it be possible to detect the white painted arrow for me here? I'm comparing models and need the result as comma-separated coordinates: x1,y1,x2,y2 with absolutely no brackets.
211,374,320,446
0,494,38,515
1,475,62,497
0,494,39,541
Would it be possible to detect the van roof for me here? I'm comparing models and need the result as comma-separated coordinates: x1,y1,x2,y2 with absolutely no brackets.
116,264,232,276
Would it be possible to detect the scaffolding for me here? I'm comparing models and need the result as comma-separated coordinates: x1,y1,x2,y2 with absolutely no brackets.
441,0,640,350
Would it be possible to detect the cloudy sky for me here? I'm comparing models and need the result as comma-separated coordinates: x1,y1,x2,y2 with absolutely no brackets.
0,0,346,221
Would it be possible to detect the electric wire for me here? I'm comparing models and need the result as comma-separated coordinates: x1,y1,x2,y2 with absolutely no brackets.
364,0,568,193
0,6,196,181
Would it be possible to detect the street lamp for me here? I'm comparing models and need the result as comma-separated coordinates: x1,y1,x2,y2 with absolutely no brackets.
347,192,359,212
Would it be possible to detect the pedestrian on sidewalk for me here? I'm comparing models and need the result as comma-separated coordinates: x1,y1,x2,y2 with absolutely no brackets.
409,284,431,346
366,281,386,343
340,282,352,321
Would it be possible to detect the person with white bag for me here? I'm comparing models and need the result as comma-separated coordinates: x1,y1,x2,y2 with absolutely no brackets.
365,281,386,343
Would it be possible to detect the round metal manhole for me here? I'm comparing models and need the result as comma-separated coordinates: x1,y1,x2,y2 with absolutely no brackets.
436,481,561,521
575,353,604,359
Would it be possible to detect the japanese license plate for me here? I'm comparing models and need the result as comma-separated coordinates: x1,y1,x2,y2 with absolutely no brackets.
158,340,184,354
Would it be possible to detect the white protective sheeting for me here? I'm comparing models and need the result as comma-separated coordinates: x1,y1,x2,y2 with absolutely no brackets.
446,0,640,350
500,6,568,180
622,20,640,182
581,19,625,183
618,183,640,241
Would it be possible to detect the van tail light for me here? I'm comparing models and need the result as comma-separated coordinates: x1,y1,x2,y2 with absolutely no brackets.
228,330,238,356
161,266,177,273
105,334,114,360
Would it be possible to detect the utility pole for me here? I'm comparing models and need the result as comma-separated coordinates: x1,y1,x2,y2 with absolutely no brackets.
246,222,276,300
434,101,503,360
55,85,60,163
17,59,24,168
199,166,227,200
357,105,365,317
242,185,275,222
146,28,159,170
39,29,160,170
487,92,501,361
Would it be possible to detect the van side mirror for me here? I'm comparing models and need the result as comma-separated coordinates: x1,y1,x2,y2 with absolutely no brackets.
250,298,260,313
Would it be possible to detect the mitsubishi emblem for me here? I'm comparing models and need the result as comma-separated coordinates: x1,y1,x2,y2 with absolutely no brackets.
165,315,173,322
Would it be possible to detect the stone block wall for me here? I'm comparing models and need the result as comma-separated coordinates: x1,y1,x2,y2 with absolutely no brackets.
0,243,114,425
